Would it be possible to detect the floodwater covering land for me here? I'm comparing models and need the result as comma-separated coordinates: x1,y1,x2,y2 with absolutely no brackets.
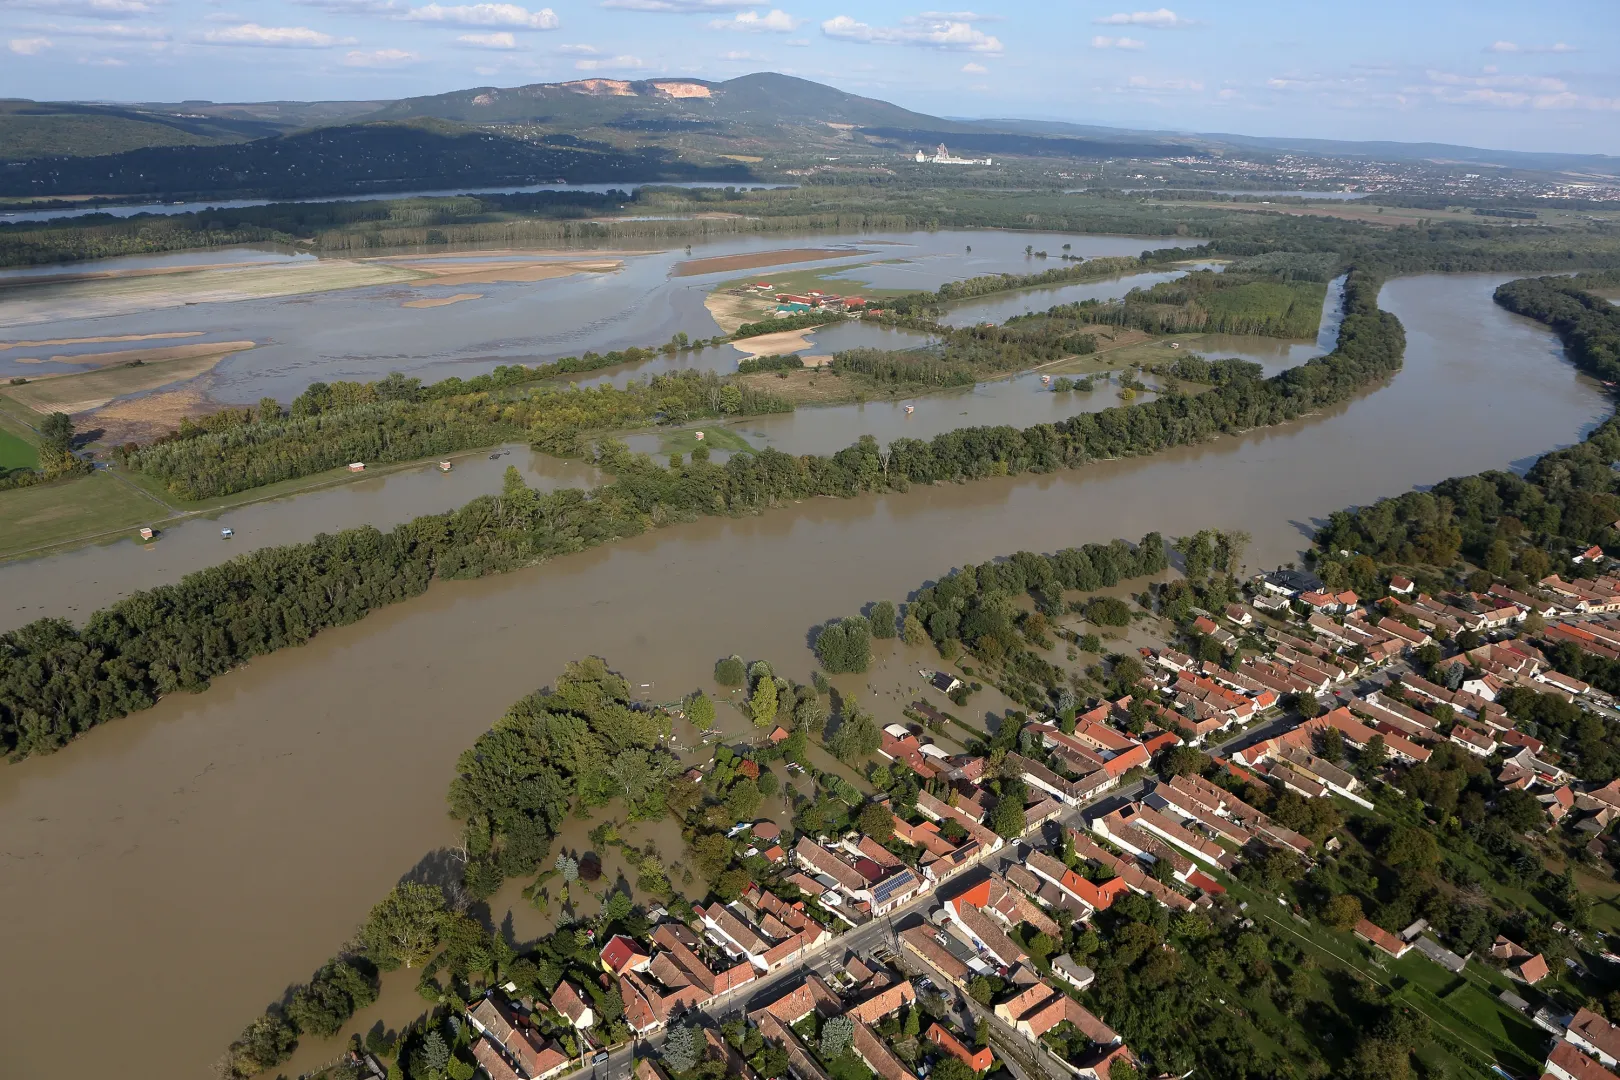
0,271,1608,1080
0,270,1341,620
0,229,1179,401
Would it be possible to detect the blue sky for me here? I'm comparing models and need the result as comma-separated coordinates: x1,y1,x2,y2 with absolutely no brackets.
2,0,1617,155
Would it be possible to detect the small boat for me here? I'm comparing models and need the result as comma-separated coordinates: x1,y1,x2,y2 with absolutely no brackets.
1041,374,1052,385
220,527,234,539
904,405,915,415
488,452,501,460
438,461,453,472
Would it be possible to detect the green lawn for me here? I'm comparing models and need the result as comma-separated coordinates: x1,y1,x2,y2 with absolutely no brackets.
0,424,37,471
0,471,167,557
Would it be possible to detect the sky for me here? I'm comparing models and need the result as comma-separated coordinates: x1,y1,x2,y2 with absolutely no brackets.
2,0,1618,155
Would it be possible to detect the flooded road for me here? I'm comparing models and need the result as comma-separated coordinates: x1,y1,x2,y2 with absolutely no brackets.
0,272,1608,1080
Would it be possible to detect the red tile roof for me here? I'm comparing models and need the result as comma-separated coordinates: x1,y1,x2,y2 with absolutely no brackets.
926,1024,994,1072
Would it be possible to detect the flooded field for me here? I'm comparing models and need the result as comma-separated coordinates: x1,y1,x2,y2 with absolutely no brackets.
0,230,1180,398
0,271,1607,1080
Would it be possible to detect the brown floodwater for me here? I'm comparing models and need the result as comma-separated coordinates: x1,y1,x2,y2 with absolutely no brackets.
0,447,601,631
0,272,1608,1079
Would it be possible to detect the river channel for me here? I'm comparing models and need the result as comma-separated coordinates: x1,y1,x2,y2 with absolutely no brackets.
0,271,1607,1079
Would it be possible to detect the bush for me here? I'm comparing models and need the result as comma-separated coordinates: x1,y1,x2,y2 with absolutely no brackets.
1085,596,1133,626
715,655,746,686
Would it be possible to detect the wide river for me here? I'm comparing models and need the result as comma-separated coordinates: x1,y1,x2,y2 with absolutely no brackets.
0,271,1607,1079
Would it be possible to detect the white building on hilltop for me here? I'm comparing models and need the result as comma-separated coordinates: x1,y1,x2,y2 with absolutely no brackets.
915,143,992,165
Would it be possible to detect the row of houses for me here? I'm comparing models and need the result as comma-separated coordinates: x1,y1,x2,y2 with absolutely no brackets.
467,996,573,1080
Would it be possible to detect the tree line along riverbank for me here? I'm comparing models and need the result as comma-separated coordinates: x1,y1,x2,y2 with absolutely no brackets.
0,268,1402,761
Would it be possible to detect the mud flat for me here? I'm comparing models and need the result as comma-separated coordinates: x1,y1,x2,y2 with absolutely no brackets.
401,292,483,309
674,246,872,277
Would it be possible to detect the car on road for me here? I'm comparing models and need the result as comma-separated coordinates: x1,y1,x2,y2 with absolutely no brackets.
592,1051,610,1065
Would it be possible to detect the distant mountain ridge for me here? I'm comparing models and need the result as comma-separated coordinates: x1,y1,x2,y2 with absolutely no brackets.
367,72,968,132
4,71,1617,201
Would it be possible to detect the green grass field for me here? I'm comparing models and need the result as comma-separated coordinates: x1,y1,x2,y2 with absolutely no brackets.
0,472,167,556
0,424,38,471
656,427,755,457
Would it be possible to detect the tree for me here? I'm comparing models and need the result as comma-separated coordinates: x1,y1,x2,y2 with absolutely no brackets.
1296,692,1322,720
820,1016,854,1059
869,600,898,639
557,854,580,882
226,1013,297,1079
966,976,994,1005
686,691,716,731
1360,733,1388,771
902,612,928,646
361,883,446,970
39,411,73,458
1319,726,1344,762
1324,893,1364,932
750,674,779,729
815,618,872,674
931,1059,974,1080
1109,1060,1141,1080
989,786,1027,840
419,1030,451,1079
663,1023,701,1073
715,655,746,686
827,706,881,763
857,802,895,842
1379,826,1440,874
725,778,762,821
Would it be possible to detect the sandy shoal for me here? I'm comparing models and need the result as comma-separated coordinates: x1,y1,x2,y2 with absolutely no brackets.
402,292,483,309
673,248,871,277
7,342,254,416
0,331,205,352
730,329,820,358
388,258,623,286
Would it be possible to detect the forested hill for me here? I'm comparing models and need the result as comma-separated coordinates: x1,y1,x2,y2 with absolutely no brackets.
0,121,755,199
368,72,958,131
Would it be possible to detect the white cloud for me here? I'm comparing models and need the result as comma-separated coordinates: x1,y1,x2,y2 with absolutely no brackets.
784,36,807,45
1095,8,1188,28
600,0,753,10
344,46,417,64
961,60,986,73
290,0,405,11
710,9,799,32
1127,74,1203,91
574,53,646,69
557,42,597,52
1426,69,1567,93
1486,40,1576,54
404,3,557,28
0,0,156,18
1091,35,1144,49
8,35,51,52
820,13,1002,53
719,49,755,59
1408,68,1616,111
456,30,517,47
199,23,353,47
20,20,166,38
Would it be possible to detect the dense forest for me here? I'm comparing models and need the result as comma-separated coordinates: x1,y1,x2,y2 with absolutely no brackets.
14,180,1620,271
0,120,753,199
0,268,1402,761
